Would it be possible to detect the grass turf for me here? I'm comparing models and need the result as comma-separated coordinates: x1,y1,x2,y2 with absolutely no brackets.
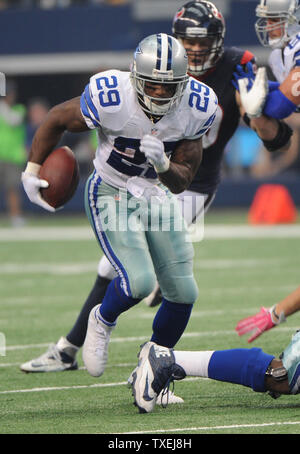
1,209,300,435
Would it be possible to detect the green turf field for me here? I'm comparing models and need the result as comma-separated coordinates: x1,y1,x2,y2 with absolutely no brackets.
1,209,300,435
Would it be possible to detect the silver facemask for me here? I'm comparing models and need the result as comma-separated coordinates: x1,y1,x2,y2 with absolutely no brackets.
255,0,300,48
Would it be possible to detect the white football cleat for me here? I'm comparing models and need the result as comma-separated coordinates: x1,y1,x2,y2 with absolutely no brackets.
128,341,186,413
156,389,184,405
128,366,184,406
82,304,115,377
20,337,78,373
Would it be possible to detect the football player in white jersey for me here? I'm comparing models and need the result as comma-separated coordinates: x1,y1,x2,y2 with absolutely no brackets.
233,0,300,342
236,0,300,121
22,34,218,383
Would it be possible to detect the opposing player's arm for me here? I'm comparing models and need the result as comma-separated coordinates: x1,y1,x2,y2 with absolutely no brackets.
234,61,299,120
278,67,300,105
233,48,299,122
235,90,292,152
29,97,90,165
260,68,300,119
158,138,203,194
236,89,278,139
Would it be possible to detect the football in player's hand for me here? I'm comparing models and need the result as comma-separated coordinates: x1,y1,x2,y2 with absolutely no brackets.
39,146,80,209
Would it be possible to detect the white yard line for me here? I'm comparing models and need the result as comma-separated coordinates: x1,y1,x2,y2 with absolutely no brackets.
202,224,300,239
1,284,298,306
0,262,98,274
0,224,300,242
2,326,297,354
0,258,289,275
123,420,300,434
0,226,94,242
0,376,201,395
0,381,128,394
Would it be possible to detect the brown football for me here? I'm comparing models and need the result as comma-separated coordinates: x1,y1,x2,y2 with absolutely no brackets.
39,146,80,209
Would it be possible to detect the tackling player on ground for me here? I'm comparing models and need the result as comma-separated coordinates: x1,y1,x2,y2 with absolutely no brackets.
129,330,300,413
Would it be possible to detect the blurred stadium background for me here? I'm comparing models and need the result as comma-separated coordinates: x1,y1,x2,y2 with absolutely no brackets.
0,0,300,218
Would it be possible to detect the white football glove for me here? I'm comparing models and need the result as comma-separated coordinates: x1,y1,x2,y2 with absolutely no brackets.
21,162,56,212
238,67,268,118
140,134,170,174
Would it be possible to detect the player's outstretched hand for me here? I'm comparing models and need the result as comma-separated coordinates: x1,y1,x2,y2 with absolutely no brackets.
140,134,170,174
21,162,56,212
238,67,268,118
232,62,256,91
235,307,276,343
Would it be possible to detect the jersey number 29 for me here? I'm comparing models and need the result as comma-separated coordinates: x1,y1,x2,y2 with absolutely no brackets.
189,80,210,112
96,76,121,107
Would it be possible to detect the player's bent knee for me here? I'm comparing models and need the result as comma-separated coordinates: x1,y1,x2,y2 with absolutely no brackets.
164,277,198,304
130,272,156,300
179,279,199,304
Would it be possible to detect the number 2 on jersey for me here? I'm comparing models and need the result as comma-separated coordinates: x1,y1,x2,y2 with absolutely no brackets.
96,76,121,107
189,80,210,112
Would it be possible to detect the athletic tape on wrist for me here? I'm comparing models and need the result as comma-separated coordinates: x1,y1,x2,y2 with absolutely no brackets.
155,155,170,174
25,162,41,176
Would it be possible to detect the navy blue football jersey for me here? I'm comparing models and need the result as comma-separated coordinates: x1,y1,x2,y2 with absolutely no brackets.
188,47,255,194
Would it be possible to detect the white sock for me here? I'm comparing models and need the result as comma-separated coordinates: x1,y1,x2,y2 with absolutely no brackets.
174,350,214,377
97,256,118,280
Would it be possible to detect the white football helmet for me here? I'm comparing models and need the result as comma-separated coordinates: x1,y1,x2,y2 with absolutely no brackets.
131,33,189,116
255,0,300,48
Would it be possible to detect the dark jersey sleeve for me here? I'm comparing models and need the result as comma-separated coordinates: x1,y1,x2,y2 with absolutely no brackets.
188,47,256,195
240,50,255,66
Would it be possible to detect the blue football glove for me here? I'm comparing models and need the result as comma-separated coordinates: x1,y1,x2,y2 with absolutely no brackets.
232,62,256,91
268,80,280,92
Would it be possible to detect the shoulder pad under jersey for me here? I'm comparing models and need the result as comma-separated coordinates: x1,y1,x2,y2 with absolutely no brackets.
80,69,132,130
180,77,218,139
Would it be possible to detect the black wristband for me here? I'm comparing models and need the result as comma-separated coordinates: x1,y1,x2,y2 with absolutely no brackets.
243,113,251,127
262,120,293,152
